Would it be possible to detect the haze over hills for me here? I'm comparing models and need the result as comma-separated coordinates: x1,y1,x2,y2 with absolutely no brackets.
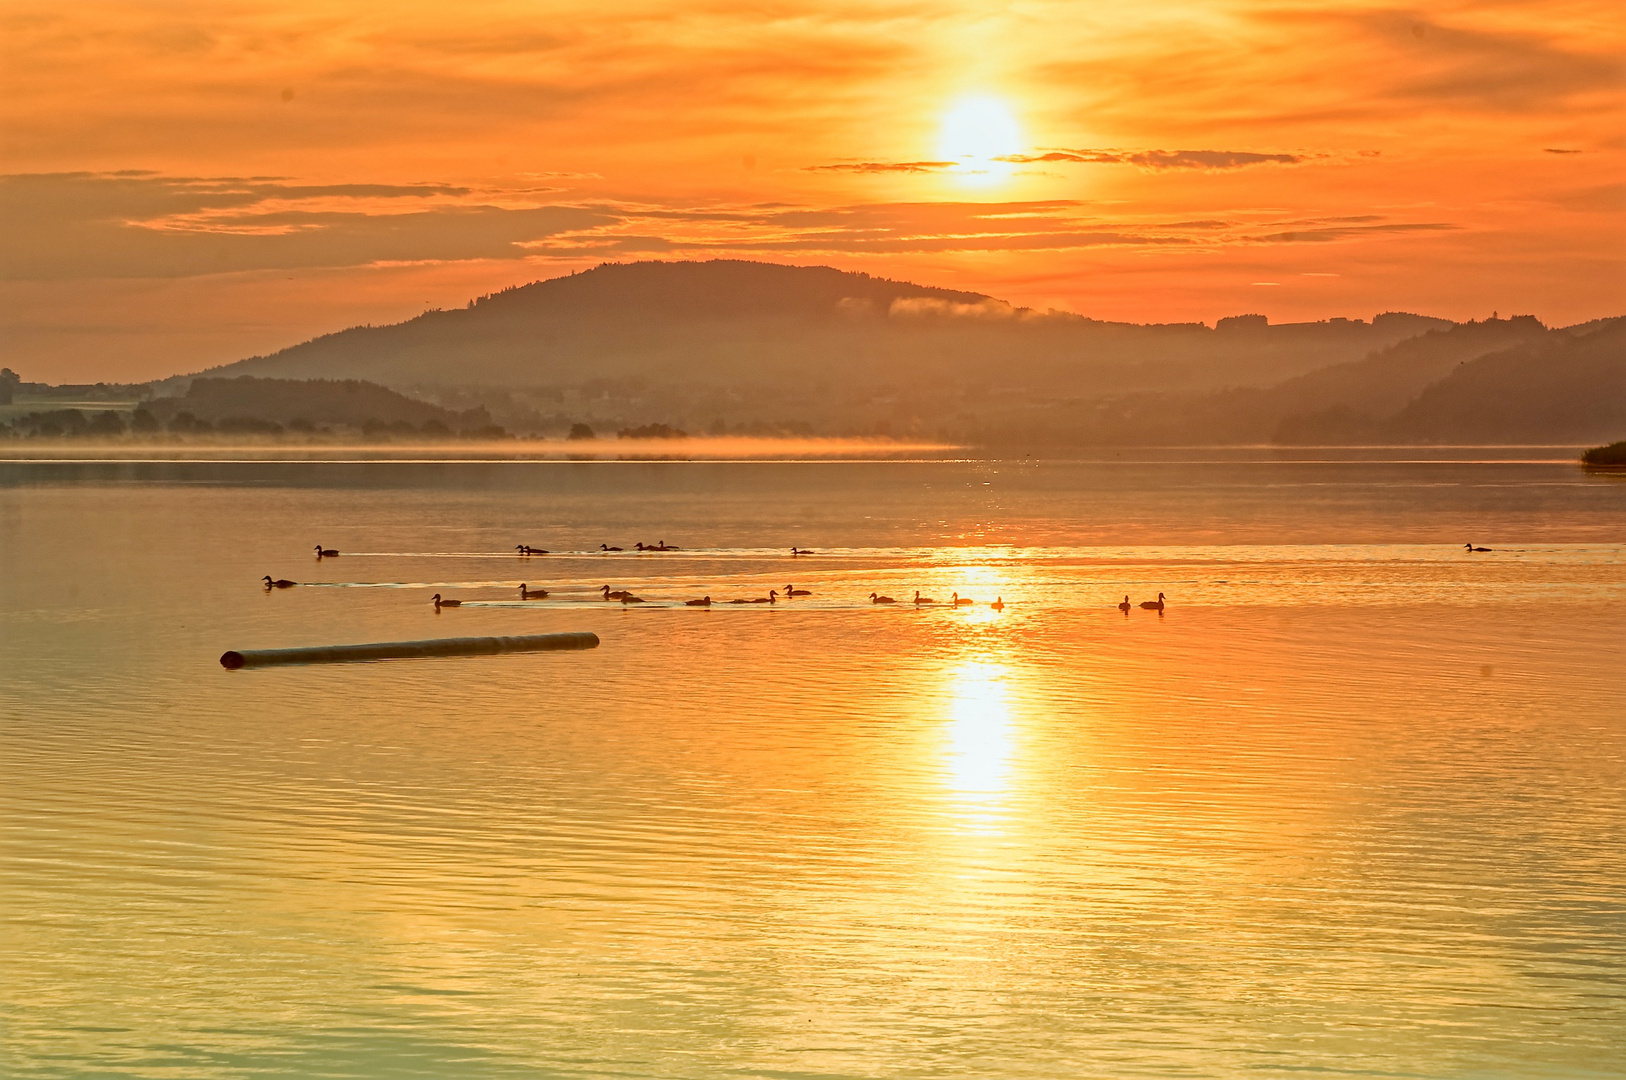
160,260,1622,446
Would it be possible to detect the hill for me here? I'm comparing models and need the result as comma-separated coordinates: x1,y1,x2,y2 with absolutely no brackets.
184,261,1448,428
1387,320,1626,442
145,376,492,433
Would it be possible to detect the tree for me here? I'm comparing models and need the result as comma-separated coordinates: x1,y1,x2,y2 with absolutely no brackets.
0,368,19,406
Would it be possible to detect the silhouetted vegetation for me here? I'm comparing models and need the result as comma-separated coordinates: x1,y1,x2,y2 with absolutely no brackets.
617,423,687,439
1582,441,1626,467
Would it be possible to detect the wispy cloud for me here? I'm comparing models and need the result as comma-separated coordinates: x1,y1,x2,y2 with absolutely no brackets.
0,173,1468,279
813,149,1312,174
998,149,1309,170
807,161,958,174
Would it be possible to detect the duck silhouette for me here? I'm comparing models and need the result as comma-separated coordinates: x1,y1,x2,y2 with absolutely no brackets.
262,575,296,589
1139,592,1166,611
431,593,460,608
869,592,896,604
519,584,548,600
314,545,338,558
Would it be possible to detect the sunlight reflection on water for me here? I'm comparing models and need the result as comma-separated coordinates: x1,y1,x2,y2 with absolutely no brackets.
3,456,1625,1079
943,661,1015,830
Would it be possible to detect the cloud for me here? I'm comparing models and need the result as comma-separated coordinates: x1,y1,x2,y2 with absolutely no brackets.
1246,222,1456,244
0,172,608,280
1,172,1465,280
1359,13,1623,113
806,161,958,174
888,296,1016,319
817,149,1311,173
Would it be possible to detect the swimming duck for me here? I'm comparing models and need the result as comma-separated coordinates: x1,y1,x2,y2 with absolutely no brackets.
600,585,633,601
1139,592,1166,611
431,593,460,608
262,575,296,589
657,541,679,551
519,584,548,600
684,596,712,607
1118,595,1132,613
951,592,975,607
517,545,549,555
791,547,816,556
869,592,896,604
914,591,937,605
783,584,812,596
1465,543,1492,552
601,543,624,552
314,545,338,558
991,597,1005,611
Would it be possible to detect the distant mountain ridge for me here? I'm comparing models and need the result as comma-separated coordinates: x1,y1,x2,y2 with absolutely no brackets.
189,259,1448,398
164,259,1622,446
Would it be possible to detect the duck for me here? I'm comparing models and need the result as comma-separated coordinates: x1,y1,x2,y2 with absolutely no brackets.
314,545,338,558
914,590,937,605
601,543,624,552
516,545,549,556
684,596,712,607
783,584,812,597
1139,592,1166,611
431,593,460,608
1465,543,1492,552
991,597,1005,611
748,590,779,605
262,575,297,589
951,592,975,607
600,585,633,601
869,592,897,604
519,584,548,600
657,541,679,551
791,547,816,556
1118,595,1132,613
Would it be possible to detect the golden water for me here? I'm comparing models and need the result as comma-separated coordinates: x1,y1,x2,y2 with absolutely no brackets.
3,453,1624,1078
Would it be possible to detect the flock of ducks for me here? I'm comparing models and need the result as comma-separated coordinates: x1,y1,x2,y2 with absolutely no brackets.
269,538,1508,614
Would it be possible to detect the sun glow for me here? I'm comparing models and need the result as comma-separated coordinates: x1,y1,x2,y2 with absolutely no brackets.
942,661,1014,831
937,95,1022,187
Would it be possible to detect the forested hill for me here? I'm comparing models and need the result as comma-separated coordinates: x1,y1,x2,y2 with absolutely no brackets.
189,260,1448,399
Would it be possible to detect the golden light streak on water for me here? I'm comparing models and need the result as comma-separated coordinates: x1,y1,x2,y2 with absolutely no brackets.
941,660,1015,831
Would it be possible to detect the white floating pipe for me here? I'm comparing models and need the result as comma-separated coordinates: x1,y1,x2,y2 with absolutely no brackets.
221,631,599,669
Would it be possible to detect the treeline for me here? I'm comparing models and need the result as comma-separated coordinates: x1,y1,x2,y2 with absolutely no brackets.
0,407,513,441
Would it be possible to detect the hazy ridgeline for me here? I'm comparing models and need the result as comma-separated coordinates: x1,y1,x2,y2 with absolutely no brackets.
7,261,1624,446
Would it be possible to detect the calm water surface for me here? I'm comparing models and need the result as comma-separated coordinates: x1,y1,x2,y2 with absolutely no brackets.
3,452,1624,1078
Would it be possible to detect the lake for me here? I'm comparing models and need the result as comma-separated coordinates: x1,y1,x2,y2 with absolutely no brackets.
2,449,1624,1079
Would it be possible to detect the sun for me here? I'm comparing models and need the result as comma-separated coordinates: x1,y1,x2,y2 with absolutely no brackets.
938,95,1023,186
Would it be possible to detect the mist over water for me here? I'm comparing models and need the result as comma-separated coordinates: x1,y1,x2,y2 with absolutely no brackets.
3,451,1624,1079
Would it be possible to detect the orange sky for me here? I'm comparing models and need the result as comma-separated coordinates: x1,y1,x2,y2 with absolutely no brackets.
2,0,1622,382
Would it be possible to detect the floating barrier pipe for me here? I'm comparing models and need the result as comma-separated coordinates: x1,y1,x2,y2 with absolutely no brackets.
221,631,599,669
